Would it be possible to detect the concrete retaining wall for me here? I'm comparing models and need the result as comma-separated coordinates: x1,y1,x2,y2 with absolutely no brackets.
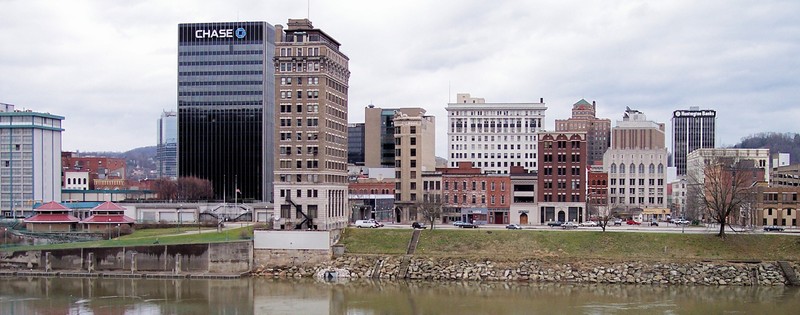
0,241,252,274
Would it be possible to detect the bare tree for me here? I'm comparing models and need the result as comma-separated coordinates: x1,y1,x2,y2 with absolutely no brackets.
417,194,443,230
152,178,178,200
592,203,618,232
176,176,214,201
687,158,761,237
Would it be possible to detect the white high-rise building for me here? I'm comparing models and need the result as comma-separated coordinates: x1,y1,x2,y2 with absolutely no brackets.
0,103,63,218
446,93,546,174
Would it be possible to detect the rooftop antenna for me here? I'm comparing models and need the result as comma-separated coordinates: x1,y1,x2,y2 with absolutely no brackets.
307,0,310,19
448,81,451,103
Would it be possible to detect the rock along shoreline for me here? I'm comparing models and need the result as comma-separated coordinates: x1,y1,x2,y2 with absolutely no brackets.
251,256,799,286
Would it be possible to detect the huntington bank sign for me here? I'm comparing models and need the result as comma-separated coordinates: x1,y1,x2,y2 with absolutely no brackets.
195,27,247,39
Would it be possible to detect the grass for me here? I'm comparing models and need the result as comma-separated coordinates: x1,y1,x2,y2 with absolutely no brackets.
341,228,800,262
2,226,254,251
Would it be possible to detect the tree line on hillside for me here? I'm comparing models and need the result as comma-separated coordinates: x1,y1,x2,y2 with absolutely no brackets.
733,132,800,164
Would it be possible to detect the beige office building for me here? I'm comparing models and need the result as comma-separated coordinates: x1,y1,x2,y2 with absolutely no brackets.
363,106,426,168
393,111,436,223
604,108,668,211
273,19,350,230
555,99,611,165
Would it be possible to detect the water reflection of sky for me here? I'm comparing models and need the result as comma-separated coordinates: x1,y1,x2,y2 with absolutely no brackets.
0,277,799,314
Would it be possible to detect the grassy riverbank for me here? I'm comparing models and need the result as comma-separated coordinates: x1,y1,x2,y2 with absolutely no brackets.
1,226,254,251
340,229,800,262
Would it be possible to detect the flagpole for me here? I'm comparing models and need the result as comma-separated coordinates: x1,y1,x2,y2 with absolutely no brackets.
235,175,238,205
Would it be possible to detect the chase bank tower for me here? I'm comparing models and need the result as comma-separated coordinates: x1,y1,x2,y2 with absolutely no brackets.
178,22,275,202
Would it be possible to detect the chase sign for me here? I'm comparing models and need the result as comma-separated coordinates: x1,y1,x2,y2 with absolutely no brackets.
179,23,264,43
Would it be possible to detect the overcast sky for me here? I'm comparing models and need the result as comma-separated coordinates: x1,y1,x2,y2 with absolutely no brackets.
1,0,798,158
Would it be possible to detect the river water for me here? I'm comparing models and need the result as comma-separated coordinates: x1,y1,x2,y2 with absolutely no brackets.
0,277,798,314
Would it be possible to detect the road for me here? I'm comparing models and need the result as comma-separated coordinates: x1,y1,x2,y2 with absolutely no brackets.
371,222,800,235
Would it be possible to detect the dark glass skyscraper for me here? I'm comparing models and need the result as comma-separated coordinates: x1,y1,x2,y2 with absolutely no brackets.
178,22,275,202
672,107,716,176
348,123,365,165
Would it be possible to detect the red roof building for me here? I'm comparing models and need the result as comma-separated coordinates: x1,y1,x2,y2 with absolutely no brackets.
24,201,80,232
80,201,135,233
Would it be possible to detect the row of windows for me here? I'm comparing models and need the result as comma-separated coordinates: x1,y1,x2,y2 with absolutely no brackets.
542,194,582,202
279,132,319,142
178,101,263,106
610,163,665,174
443,180,506,191
542,154,581,163
278,118,319,127
448,161,535,170
279,104,319,114
609,197,664,204
179,70,264,76
279,47,321,57
278,62,320,72
179,91,262,96
542,141,582,149
452,152,533,160
542,167,582,176
279,90,320,99
179,60,263,66
442,194,506,205
279,145,319,155
278,159,320,169
179,81,262,86
609,187,665,195
610,178,665,186
280,77,320,85
763,218,797,226
448,110,545,117
763,192,799,202
65,178,88,185
765,208,795,216
179,50,263,56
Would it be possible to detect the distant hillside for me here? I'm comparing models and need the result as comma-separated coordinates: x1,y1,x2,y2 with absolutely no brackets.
80,146,158,180
732,132,800,164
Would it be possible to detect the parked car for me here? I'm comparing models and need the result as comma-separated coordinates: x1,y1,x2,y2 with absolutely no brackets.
411,222,427,229
613,219,623,226
562,222,578,229
355,220,379,228
763,226,785,232
579,221,598,227
459,222,479,228
626,219,641,225
367,219,384,227
546,221,564,227
649,220,659,226
505,224,523,230
673,219,690,225
452,221,465,226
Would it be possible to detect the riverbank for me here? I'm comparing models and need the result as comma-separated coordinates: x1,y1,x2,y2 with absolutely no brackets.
252,255,799,286
339,228,800,261
251,228,800,286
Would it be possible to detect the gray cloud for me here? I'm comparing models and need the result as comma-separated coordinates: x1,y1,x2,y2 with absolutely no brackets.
0,0,797,157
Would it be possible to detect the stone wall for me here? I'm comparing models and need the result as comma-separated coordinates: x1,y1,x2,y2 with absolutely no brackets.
252,255,797,286
253,248,331,268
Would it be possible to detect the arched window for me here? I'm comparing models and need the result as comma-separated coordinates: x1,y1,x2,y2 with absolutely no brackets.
629,164,636,174
658,164,664,174
649,164,655,174
619,163,625,174
639,164,645,174
610,163,617,173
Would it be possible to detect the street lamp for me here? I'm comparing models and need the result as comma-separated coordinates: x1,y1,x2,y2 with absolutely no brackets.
3,227,7,247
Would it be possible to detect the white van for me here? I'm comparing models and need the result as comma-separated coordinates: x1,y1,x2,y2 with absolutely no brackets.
355,220,378,228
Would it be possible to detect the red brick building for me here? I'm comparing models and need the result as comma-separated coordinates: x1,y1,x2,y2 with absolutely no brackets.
62,152,126,190
348,178,396,222
440,162,511,225
587,163,609,220
537,131,587,224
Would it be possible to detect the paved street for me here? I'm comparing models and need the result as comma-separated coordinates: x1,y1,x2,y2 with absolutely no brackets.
373,222,800,235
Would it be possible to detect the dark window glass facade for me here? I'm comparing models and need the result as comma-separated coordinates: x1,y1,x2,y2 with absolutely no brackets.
348,123,365,165
672,109,716,175
178,22,275,202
